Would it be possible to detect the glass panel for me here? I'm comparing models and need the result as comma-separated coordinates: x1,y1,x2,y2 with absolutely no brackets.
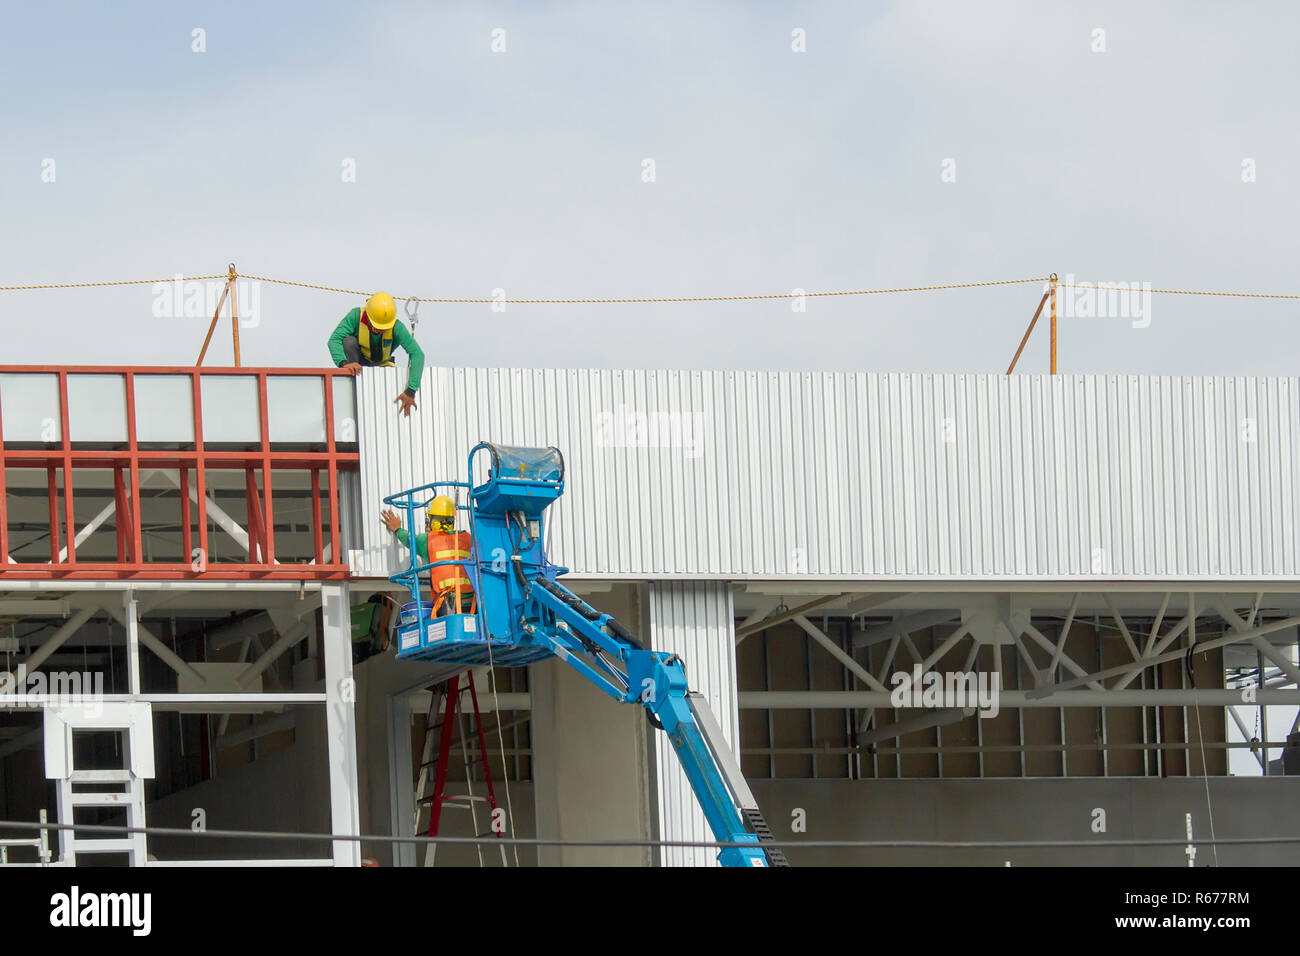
68,375,129,443
492,444,564,482
200,375,260,444
0,373,61,442
134,375,195,444
267,376,325,443
332,374,357,443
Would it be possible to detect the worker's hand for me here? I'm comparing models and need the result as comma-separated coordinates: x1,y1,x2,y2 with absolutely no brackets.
394,391,417,417
342,362,363,374
380,509,402,533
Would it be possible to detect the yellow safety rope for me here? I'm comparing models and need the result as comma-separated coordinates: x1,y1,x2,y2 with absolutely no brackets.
236,274,1052,303
5,271,1300,302
1059,283,1300,300
0,275,226,291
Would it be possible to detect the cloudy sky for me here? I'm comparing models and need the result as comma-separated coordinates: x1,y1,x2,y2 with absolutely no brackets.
3,0,1297,375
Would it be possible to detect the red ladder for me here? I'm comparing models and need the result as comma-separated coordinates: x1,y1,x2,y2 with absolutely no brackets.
413,672,506,866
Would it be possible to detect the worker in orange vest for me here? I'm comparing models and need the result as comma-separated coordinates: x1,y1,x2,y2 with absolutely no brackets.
380,496,474,614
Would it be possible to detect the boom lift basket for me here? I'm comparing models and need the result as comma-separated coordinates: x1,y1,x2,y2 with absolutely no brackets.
386,442,563,666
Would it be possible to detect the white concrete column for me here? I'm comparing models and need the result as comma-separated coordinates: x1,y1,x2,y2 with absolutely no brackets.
124,590,141,696
646,581,740,868
321,582,361,866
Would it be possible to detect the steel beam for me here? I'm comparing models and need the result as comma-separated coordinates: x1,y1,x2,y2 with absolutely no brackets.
1113,611,1193,690
858,707,969,746
1037,613,1300,698
741,689,1300,708
105,605,205,684
853,609,960,649
236,617,312,688
1021,623,1104,691
1102,593,1142,663
734,592,850,642
0,599,71,617
158,468,251,554
20,606,98,673
920,622,973,672
792,614,888,692
1211,594,1300,687
54,500,117,564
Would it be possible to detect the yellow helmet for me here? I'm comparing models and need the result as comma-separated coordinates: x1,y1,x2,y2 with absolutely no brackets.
364,291,397,331
427,495,456,532
427,496,456,519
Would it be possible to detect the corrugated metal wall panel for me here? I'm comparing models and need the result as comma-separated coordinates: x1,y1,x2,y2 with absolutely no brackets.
647,581,739,868
350,368,1300,581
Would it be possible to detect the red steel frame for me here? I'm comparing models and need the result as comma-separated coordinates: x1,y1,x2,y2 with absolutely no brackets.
0,366,359,580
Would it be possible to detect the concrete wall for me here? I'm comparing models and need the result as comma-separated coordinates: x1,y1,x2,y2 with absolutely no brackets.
532,583,653,866
532,659,651,865
752,777,1300,866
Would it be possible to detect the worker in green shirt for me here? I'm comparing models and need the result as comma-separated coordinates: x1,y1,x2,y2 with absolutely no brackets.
327,291,425,417
381,497,474,614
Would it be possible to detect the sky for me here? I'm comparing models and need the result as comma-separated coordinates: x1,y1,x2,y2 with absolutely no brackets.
2,0,1298,375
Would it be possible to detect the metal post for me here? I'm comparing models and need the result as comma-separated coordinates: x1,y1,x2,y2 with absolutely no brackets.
1006,290,1052,375
1139,667,1151,776
1097,617,1109,777
196,275,232,367
1045,273,1055,374
932,629,943,779
841,621,854,780
807,620,817,780
322,582,361,866
229,263,241,367
763,630,775,779
125,590,141,696
1259,650,1269,776
1015,645,1026,778
864,626,875,779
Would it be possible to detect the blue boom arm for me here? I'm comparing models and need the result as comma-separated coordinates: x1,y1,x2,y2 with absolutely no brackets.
385,442,787,867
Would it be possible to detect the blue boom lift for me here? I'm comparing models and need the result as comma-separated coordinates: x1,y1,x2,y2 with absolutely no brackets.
384,442,788,868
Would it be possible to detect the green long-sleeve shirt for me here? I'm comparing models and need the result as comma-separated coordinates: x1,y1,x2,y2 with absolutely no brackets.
394,528,429,563
328,307,425,394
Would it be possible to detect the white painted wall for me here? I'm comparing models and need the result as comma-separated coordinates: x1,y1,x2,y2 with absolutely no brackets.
646,581,742,867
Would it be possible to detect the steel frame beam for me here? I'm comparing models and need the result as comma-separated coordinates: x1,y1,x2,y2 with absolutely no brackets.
741,689,1300,707
0,365,357,580
792,613,889,692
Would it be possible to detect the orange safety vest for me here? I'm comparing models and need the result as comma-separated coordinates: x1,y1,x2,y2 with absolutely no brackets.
429,531,473,595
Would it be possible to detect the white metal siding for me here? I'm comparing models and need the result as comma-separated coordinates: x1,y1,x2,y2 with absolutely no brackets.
351,368,1300,581
646,581,739,868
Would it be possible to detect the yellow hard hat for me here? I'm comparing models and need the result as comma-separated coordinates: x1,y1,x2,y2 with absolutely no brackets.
427,496,456,519
364,292,397,330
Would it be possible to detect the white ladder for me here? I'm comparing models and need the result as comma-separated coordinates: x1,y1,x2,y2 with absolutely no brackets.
44,702,154,866
55,771,149,865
